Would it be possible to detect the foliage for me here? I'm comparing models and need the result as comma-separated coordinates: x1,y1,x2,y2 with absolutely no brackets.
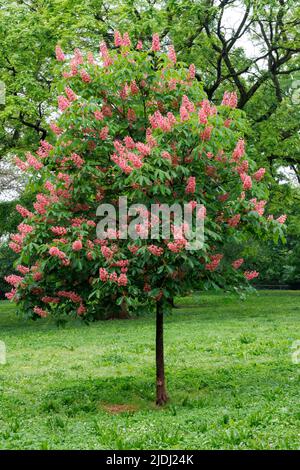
0,243,17,299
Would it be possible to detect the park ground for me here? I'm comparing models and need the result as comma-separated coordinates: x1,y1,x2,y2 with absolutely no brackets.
0,290,300,450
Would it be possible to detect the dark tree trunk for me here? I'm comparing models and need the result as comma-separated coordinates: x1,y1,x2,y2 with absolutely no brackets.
168,297,179,309
156,301,168,405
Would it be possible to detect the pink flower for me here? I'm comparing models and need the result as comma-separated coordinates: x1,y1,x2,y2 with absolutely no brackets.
57,290,82,303
101,246,114,260
227,214,241,227
205,254,223,271
196,206,207,220
180,106,189,122
168,45,177,64
18,223,33,234
122,32,131,47
128,245,139,255
120,83,129,100
14,157,28,171
232,258,244,269
65,87,77,102
99,268,109,281
244,271,259,280
9,242,22,253
70,153,84,168
16,204,33,219
49,246,67,261
221,91,238,108
277,214,287,224
136,40,143,50
99,126,109,140
136,142,151,156
45,180,55,193
100,41,113,67
87,52,95,64
72,240,83,251
5,274,24,287
42,297,60,304
17,265,30,275
236,160,249,174
253,168,266,181
5,289,17,300
218,193,229,202
117,274,128,286
149,110,175,132
51,226,67,236
127,108,136,122
94,110,104,121
250,199,267,216
200,126,213,141
182,95,195,113
33,272,43,281
232,139,245,161
58,96,70,111
74,48,83,65
110,272,118,282
148,245,164,256
80,69,91,83
50,122,63,135
198,108,208,124
167,238,187,253
26,152,43,171
114,31,122,47
34,307,48,318
185,176,196,194
77,304,86,315
130,80,139,95
151,33,160,52
55,45,65,61
241,174,252,190
188,64,196,80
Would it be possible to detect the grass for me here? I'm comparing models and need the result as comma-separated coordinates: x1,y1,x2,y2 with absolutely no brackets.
0,290,300,450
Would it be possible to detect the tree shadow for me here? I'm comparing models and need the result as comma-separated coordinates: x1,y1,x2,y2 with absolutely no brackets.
41,375,155,416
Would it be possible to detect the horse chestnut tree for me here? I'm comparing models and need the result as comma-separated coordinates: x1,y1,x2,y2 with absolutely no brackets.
5,33,286,405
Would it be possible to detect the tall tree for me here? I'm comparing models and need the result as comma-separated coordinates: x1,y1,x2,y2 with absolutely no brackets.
5,34,286,403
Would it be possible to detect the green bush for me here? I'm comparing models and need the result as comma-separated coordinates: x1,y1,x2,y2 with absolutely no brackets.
0,243,18,299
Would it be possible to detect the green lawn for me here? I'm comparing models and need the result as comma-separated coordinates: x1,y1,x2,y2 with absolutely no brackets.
0,291,300,450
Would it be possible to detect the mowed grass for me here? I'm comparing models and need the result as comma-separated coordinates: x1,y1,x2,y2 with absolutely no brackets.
0,291,300,450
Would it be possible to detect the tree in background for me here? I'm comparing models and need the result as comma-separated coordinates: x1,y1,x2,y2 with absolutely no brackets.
5,34,286,403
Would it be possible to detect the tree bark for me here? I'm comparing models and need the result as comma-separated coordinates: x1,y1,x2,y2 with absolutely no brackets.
156,301,168,405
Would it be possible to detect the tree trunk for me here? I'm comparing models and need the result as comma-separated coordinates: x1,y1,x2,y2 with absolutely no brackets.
156,301,168,405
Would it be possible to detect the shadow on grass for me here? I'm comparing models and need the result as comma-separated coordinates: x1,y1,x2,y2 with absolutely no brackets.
39,358,295,418
41,376,156,416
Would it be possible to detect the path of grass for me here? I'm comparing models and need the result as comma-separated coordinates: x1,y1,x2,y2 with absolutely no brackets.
0,291,300,450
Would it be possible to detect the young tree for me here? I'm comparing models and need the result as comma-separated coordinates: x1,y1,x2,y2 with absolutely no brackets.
5,33,286,405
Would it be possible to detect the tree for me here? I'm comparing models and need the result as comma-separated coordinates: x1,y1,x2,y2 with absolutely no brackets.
5,33,286,405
